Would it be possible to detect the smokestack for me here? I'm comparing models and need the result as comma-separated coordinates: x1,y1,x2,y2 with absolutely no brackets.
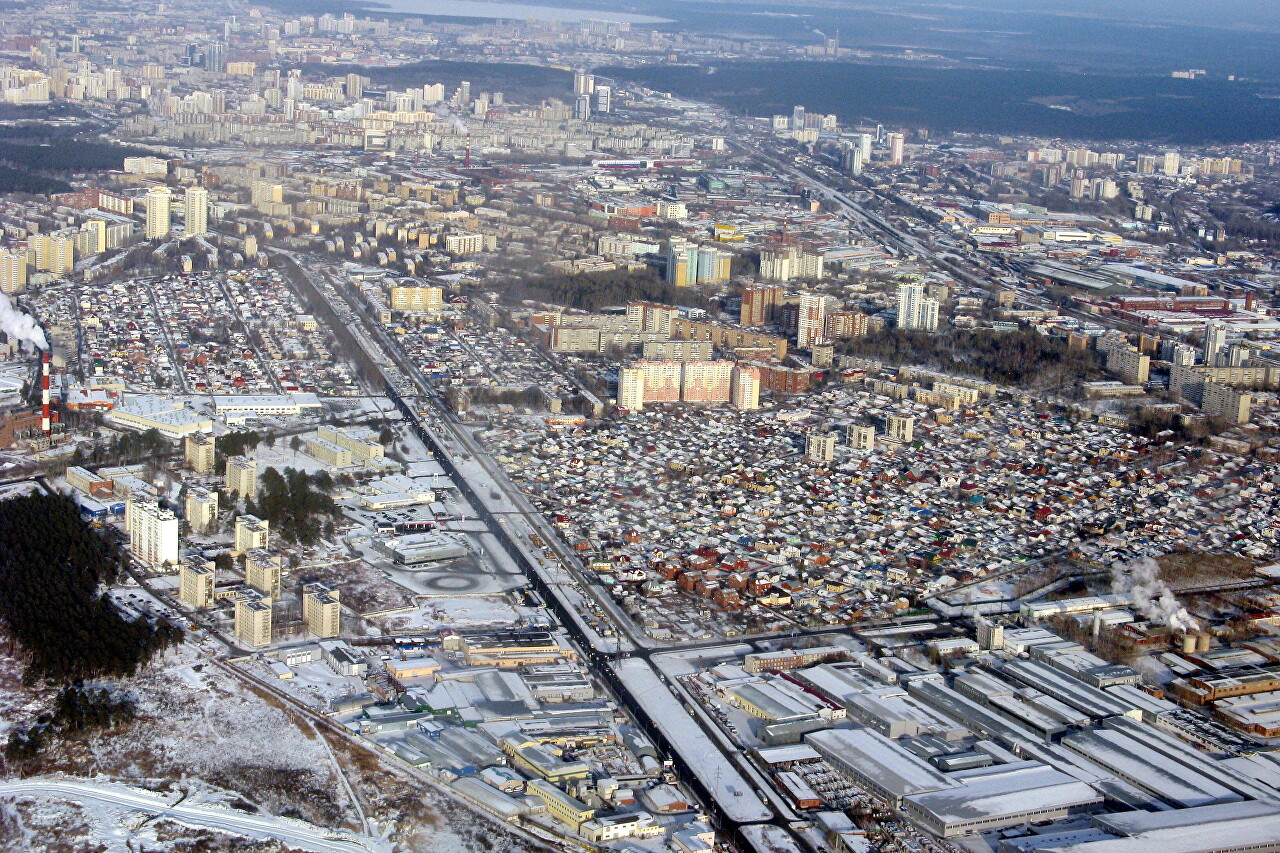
1181,634,1196,655
464,132,471,169
40,350,50,436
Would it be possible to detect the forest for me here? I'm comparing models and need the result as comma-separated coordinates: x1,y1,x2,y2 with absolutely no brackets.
0,493,182,683
0,163,70,195
245,467,341,546
500,268,709,312
841,328,1101,390
0,139,155,173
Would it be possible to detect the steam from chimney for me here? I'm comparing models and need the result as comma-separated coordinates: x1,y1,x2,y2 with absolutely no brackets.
1111,555,1199,633
0,294,46,351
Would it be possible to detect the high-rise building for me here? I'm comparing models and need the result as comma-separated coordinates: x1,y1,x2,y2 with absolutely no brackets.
130,499,180,568
184,432,215,473
250,180,283,210
302,582,341,638
1163,151,1181,177
225,456,256,497
841,145,863,175
826,311,869,340
886,132,905,166
594,85,612,114
185,487,218,535
234,514,270,554
183,186,208,237
847,424,876,451
234,589,273,647
245,548,282,598
1202,382,1251,425
573,69,595,95
627,301,682,334
618,360,737,410
805,432,837,463
179,556,216,609
573,94,591,121
896,282,939,331
1203,321,1229,367
28,234,75,274
740,285,786,327
204,41,226,73
80,219,107,255
730,365,761,410
857,133,873,161
638,360,682,404
144,185,172,239
344,72,365,100
0,251,27,294
759,245,824,282
791,105,805,130
680,360,733,403
811,342,834,369
797,291,832,350
886,414,915,444
1106,347,1151,385
664,239,731,287
388,285,444,314
617,366,645,411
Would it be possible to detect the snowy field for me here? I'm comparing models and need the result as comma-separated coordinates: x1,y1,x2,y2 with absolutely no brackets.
0,642,509,852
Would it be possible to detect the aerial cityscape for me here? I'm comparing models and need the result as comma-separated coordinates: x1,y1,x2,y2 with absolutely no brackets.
0,0,1279,851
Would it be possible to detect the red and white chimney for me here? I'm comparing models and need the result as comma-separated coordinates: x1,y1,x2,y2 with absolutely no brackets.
40,350,50,436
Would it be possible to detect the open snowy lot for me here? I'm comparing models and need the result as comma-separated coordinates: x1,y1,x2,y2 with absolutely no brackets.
0,642,521,853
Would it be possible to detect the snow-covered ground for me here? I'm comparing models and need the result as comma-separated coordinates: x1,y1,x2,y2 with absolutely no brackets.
0,639,511,852
0,777,390,853
378,595,532,632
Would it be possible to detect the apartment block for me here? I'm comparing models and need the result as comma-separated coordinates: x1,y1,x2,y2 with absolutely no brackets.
184,432,216,473
129,499,180,568
302,581,342,638
225,455,257,498
185,487,218,535
234,588,273,647
234,514,270,554
178,556,216,609
244,548,283,598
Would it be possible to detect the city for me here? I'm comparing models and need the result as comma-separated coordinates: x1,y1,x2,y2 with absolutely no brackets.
0,1,1278,852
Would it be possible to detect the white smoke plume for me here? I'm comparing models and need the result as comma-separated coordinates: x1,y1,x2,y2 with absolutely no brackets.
451,115,469,136
0,293,46,350
1110,555,1199,633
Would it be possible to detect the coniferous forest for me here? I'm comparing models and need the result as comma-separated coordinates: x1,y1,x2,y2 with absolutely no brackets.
0,493,182,683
